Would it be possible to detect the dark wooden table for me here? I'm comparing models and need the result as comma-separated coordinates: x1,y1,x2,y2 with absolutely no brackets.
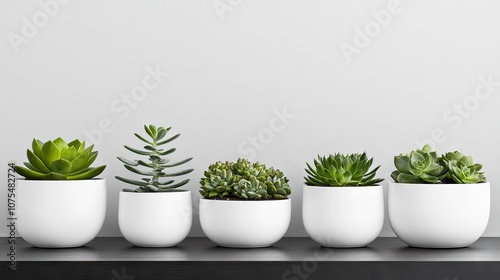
2,237,500,279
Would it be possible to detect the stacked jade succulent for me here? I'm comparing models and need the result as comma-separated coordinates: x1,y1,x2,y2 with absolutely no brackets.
200,158,291,200
304,152,383,186
391,144,486,184
14,138,106,180
116,125,193,192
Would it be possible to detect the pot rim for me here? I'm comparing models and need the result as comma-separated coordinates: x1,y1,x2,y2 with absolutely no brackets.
200,197,290,202
16,178,106,182
304,184,382,188
389,182,489,187
120,189,191,194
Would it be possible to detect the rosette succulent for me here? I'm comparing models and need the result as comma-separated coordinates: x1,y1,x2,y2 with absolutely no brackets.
115,125,193,192
391,145,486,184
199,158,291,200
441,151,486,184
304,152,383,186
391,145,447,184
14,138,106,180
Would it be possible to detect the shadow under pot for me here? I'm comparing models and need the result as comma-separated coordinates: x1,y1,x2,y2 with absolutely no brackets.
17,179,106,248
388,182,490,248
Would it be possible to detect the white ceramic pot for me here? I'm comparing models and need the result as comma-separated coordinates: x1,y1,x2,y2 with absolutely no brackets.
17,179,106,248
199,198,291,248
388,182,490,248
303,185,384,247
119,190,192,247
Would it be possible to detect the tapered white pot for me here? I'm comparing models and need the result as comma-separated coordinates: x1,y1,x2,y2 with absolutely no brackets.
303,185,384,247
388,182,490,248
119,190,192,247
199,198,291,248
17,179,106,248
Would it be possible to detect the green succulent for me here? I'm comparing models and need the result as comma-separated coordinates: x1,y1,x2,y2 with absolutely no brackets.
115,125,193,192
199,158,291,200
234,177,269,200
441,151,486,184
304,152,383,186
391,145,447,184
14,138,106,180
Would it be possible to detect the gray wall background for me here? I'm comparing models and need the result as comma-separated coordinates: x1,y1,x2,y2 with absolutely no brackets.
1,0,500,237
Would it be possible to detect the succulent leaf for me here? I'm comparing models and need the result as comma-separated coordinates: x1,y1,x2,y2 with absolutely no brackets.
14,137,106,180
115,125,193,192
199,158,290,200
304,152,383,186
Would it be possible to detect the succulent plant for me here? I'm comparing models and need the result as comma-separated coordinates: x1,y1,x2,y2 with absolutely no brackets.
391,145,448,184
441,151,486,184
199,158,291,200
304,152,383,186
14,138,106,180
115,125,193,192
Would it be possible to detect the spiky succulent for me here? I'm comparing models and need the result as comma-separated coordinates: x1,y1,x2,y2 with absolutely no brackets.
441,151,486,184
115,125,193,192
14,138,106,180
199,158,291,200
391,145,447,184
304,152,383,186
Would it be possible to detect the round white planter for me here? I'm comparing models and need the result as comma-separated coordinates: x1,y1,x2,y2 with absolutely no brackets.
119,190,192,247
17,179,106,248
388,182,490,248
303,185,384,247
199,198,291,248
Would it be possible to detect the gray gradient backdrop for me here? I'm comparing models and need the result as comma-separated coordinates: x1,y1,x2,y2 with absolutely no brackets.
1,0,500,237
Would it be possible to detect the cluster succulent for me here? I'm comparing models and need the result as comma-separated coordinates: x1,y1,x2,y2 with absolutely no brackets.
441,151,486,184
199,158,291,200
14,138,106,180
115,125,193,192
392,145,486,184
304,152,383,186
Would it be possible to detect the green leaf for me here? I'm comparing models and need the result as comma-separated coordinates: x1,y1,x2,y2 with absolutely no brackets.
124,145,152,156
43,172,67,180
67,165,105,180
61,146,77,161
159,168,194,177
68,139,82,150
159,157,193,168
124,165,154,176
27,149,51,173
50,159,72,174
69,149,91,172
157,134,180,146
53,137,69,152
41,140,61,167
134,133,153,145
117,157,139,166
158,148,176,156
115,176,149,186
32,139,43,158
14,166,46,179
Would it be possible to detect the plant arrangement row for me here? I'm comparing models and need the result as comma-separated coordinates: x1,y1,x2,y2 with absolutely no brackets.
14,125,490,249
